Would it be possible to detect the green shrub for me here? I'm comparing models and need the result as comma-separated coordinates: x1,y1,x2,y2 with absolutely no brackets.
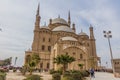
0,72,6,80
50,69,62,74
81,70,89,77
61,76,74,80
25,75,42,80
52,73,61,80
13,69,17,72
50,69,56,74
20,68,27,75
72,72,82,80
63,71,71,77
0,68,8,72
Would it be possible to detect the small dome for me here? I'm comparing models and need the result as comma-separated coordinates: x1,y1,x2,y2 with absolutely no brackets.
52,17,68,25
78,30,88,36
78,32,87,36
60,36,78,41
40,26,50,29
52,26,74,33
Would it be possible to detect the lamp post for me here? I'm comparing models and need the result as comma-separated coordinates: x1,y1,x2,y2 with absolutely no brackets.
103,30,115,74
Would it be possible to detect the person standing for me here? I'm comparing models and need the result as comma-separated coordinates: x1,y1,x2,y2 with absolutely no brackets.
90,68,95,78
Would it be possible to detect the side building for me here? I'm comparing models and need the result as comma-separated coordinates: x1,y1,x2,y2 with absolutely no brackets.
113,59,120,77
25,4,99,70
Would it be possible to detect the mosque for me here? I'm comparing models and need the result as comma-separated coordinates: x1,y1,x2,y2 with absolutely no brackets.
25,4,99,70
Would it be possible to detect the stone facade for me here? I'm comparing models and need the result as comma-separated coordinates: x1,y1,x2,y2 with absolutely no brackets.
25,4,99,70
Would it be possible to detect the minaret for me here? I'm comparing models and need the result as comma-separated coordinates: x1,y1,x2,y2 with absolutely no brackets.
35,3,41,30
32,3,41,51
68,11,71,27
89,24,98,68
72,23,76,32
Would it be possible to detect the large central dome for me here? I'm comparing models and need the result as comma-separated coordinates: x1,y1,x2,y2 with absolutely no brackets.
52,17,68,25
52,26,74,33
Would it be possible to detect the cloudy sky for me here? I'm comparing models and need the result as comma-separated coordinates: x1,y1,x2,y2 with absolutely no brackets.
0,0,120,67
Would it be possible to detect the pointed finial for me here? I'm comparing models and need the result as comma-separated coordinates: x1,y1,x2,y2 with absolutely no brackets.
58,15,60,18
49,18,52,24
37,3,40,16
81,29,83,32
90,24,93,29
68,10,71,20
44,22,46,26
90,24,93,27
68,10,71,26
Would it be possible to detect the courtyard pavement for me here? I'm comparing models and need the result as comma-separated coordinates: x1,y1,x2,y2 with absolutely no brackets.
6,70,120,80
87,72,120,80
6,70,52,80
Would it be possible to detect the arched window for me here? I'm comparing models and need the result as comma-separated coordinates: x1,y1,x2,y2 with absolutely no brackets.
43,37,45,42
73,52,76,55
42,45,45,51
66,52,68,55
26,55,31,63
80,54,83,59
47,63,49,69
48,46,51,52
48,38,51,42
40,63,43,68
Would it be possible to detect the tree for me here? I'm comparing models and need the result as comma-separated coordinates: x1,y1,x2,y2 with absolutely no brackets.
0,57,12,66
28,54,40,75
54,54,75,73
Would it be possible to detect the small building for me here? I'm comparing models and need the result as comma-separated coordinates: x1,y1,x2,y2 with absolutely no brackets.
113,59,120,73
113,59,120,77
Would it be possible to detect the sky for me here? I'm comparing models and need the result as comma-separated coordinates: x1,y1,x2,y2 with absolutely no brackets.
0,0,120,68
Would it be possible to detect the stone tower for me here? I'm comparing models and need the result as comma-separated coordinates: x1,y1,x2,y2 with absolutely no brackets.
32,4,41,52
89,24,98,68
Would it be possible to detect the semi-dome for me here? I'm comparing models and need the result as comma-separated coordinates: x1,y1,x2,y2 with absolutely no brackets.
52,26,74,33
60,36,78,41
52,17,68,25
40,26,50,29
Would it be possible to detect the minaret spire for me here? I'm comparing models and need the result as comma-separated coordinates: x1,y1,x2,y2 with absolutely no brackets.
37,3,40,16
35,3,41,30
68,10,71,27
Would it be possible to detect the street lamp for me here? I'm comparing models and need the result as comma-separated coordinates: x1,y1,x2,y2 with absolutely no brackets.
103,30,115,74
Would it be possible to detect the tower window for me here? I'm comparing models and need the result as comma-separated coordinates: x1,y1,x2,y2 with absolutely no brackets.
43,37,45,42
47,63,49,69
48,46,51,52
42,45,45,51
66,52,68,55
73,52,76,55
40,63,43,68
80,54,83,59
49,38,51,42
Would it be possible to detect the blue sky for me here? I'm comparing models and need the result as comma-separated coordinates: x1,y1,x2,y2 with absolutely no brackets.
0,0,120,68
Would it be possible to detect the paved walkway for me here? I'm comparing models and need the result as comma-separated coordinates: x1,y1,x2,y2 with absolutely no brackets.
6,70,52,80
6,71,120,80
87,72,120,80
